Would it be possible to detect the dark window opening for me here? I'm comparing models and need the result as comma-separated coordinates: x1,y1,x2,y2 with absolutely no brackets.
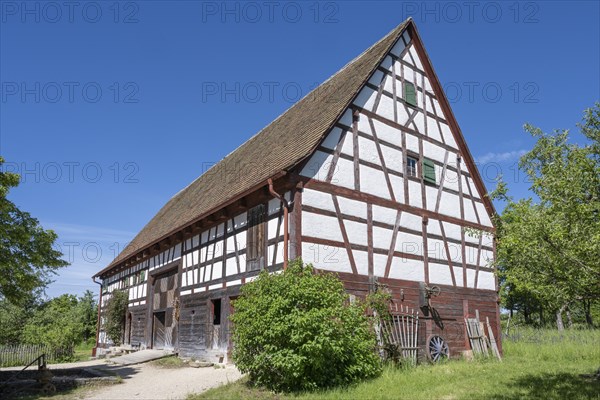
407,156,418,178
212,299,221,325
247,204,266,271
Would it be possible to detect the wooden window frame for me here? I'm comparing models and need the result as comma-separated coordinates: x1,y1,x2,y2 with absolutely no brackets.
406,155,418,178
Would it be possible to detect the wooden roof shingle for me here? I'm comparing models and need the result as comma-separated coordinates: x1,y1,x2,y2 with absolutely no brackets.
97,19,411,275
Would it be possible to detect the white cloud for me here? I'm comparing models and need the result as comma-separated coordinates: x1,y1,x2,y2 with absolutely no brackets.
475,150,527,164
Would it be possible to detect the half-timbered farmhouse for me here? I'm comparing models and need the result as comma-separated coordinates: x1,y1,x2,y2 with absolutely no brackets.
93,18,500,361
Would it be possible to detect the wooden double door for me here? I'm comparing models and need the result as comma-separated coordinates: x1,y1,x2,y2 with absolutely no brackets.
152,269,178,350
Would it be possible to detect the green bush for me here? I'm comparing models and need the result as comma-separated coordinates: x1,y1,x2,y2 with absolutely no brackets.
231,259,381,392
105,290,128,345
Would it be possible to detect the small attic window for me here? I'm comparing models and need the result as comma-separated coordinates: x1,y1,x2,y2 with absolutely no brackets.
423,158,436,185
406,156,417,178
404,82,417,107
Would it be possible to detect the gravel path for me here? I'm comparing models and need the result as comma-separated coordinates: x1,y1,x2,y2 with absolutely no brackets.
84,364,242,400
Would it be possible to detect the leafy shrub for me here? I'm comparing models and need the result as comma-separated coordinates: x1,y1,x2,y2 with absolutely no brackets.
105,290,128,345
231,259,381,392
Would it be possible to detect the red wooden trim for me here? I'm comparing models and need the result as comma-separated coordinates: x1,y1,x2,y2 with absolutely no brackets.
352,111,360,192
326,130,348,183
422,216,429,284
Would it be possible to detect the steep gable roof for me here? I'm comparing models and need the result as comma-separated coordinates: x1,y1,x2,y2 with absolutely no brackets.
97,18,495,277
98,19,412,274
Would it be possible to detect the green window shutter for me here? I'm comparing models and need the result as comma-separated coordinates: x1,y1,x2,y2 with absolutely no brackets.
404,82,417,106
423,158,436,185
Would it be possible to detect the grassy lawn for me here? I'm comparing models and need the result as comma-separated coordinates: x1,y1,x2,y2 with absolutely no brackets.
189,329,600,400
71,341,95,363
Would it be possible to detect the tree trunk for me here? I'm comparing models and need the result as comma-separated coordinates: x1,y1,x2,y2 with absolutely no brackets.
556,311,565,331
556,304,568,331
566,309,573,328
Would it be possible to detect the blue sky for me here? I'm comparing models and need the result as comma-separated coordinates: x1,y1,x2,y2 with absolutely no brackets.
1,1,598,299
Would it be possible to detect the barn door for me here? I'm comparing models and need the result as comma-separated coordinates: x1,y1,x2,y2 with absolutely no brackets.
153,311,166,349
152,269,179,350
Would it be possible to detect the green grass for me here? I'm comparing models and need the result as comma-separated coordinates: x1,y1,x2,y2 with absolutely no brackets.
188,328,600,400
71,341,95,362
150,355,188,368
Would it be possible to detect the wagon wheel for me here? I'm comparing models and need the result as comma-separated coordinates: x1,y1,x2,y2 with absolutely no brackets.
41,383,56,395
427,335,449,362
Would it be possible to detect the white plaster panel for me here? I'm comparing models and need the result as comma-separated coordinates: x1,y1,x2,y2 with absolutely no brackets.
403,66,415,85
390,174,404,202
302,242,352,274
226,235,237,255
405,133,419,154
466,268,476,288
383,73,394,94
373,120,400,147
427,238,447,261
358,136,380,164
360,165,391,200
438,191,460,219
380,143,403,173
477,203,493,227
466,177,481,200
424,76,433,93
464,231,481,245
181,271,187,287
208,283,222,291
268,217,281,240
447,242,462,264
337,195,367,219
482,234,494,249
372,204,397,225
373,226,393,251
423,141,446,164
225,259,237,276
464,245,479,265
388,257,424,282
408,180,422,208
426,115,442,142
357,112,372,135
440,123,457,148
213,261,223,280
340,131,354,156
344,220,368,247
302,212,343,243
396,232,423,256
401,212,421,232
381,56,393,71
477,271,496,290
353,250,369,276
429,262,453,286
300,150,334,181
228,279,242,287
192,250,199,266
463,198,478,223
322,127,343,150
374,253,388,277
443,169,460,192
413,110,426,134
330,157,355,189
377,94,395,121
425,185,438,212
427,219,442,236
396,98,410,125
402,31,411,45
409,46,423,70
268,243,284,266
303,188,335,212
353,86,377,111
481,249,494,267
